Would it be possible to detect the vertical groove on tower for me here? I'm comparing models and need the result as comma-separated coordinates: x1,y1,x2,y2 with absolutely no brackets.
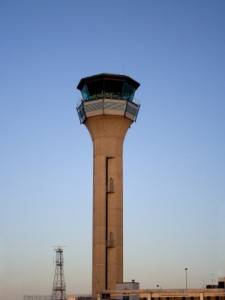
105,157,109,290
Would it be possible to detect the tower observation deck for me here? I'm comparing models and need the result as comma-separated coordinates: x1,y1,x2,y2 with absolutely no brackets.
77,73,140,295
77,73,140,123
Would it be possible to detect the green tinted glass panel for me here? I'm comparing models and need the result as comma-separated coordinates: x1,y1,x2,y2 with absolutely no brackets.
122,82,135,101
81,84,90,100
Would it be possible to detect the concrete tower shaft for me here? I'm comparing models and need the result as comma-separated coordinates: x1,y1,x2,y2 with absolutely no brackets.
77,74,140,295
86,115,131,294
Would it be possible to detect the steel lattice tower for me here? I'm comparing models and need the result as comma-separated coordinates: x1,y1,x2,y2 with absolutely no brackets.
52,247,66,300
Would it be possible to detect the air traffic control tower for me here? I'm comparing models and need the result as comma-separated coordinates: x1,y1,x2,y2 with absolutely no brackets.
77,74,140,295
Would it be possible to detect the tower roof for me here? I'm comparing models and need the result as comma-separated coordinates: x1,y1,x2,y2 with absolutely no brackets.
77,73,140,91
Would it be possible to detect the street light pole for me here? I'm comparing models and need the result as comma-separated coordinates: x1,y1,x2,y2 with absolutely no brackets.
156,284,162,289
185,268,188,289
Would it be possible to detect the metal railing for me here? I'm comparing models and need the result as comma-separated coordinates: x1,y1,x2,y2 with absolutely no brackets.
76,98,140,124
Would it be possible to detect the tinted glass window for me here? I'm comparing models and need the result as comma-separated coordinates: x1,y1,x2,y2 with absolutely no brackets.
81,84,90,100
87,80,104,99
122,82,135,100
104,79,123,98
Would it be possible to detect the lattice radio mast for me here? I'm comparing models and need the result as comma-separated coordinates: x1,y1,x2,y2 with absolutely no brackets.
52,247,66,300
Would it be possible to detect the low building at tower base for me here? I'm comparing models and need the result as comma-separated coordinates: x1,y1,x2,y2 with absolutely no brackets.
100,279,225,300
101,288,225,300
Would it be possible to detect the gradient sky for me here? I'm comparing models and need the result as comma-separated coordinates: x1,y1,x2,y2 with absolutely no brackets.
1,1,225,300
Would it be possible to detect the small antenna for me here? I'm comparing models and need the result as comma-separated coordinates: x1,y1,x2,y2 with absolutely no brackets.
121,63,125,75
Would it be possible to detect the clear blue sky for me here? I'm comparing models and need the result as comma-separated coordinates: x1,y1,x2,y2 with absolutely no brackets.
1,1,225,299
